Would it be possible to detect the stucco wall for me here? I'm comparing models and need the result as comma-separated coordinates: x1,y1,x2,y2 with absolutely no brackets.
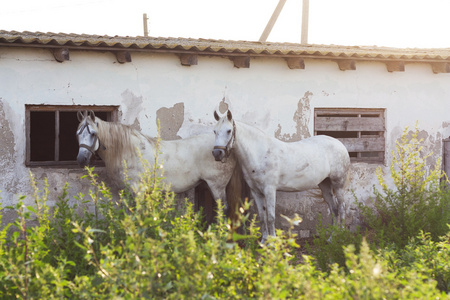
1,47,450,235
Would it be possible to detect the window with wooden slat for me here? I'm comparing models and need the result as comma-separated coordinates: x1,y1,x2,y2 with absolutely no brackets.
26,105,118,167
314,108,385,163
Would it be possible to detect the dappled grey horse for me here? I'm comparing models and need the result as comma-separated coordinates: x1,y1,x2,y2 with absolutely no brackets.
212,110,350,242
76,110,237,211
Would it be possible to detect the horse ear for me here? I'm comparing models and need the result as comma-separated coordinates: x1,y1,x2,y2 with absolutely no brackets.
77,111,84,122
88,110,96,122
214,111,220,121
227,110,233,121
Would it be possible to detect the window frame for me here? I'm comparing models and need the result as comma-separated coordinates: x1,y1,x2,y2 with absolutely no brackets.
314,108,386,163
25,105,119,168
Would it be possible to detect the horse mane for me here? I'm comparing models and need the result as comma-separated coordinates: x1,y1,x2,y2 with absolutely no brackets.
92,117,157,171
235,120,269,141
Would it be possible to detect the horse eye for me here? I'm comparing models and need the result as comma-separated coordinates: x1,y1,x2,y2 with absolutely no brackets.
227,129,231,134
213,130,216,134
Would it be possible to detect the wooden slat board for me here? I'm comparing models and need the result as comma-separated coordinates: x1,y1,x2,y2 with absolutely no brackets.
314,108,385,163
315,116,384,132
336,137,385,152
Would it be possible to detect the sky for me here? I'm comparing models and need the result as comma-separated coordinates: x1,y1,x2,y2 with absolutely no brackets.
1,0,450,49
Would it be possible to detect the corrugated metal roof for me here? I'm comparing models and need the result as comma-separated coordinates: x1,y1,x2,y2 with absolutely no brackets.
1,30,450,61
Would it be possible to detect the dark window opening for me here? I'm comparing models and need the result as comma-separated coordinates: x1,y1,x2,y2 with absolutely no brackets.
26,105,117,167
349,152,358,158
30,111,55,161
59,111,80,161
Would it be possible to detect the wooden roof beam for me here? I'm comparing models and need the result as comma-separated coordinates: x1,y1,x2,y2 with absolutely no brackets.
285,57,305,69
336,59,356,71
51,48,69,62
179,54,198,66
431,62,450,74
230,56,250,68
385,61,405,72
114,51,132,63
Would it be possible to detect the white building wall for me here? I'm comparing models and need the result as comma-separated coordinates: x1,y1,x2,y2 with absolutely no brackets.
1,47,449,233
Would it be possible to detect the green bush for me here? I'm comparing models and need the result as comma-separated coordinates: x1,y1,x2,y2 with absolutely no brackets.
0,178,74,299
0,129,449,298
380,229,450,293
305,216,363,272
356,123,450,249
307,122,450,285
326,238,445,299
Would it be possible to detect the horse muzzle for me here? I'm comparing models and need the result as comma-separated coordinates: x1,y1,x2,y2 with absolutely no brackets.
212,148,226,162
77,148,92,167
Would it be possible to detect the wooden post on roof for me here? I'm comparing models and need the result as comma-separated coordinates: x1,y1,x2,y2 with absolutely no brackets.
259,0,287,42
301,0,309,44
143,13,149,37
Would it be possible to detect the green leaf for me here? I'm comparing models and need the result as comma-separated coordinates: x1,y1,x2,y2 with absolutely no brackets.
87,228,106,234
232,232,251,241
73,241,87,250
27,206,37,213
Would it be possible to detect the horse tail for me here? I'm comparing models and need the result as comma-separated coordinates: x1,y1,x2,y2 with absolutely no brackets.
226,159,243,222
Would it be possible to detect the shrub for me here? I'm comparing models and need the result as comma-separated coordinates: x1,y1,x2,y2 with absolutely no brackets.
0,126,449,298
0,178,74,299
68,163,304,299
356,123,450,249
305,215,363,272
380,229,450,293
326,239,445,299
307,123,450,275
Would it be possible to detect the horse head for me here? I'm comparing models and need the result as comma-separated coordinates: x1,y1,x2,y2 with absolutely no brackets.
76,110,100,167
212,110,236,162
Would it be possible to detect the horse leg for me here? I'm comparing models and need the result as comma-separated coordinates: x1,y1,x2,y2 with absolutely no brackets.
318,178,338,225
334,185,346,227
251,191,269,243
329,172,348,227
264,188,277,237
206,181,229,215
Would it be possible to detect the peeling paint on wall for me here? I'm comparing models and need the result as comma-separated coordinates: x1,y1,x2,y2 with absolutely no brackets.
156,103,185,140
414,129,441,171
387,125,443,184
275,91,312,142
442,122,450,139
0,99,18,197
121,89,143,130
0,100,15,163
218,97,229,114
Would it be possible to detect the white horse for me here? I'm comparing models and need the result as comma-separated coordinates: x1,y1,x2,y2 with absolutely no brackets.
76,111,237,212
212,110,350,242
